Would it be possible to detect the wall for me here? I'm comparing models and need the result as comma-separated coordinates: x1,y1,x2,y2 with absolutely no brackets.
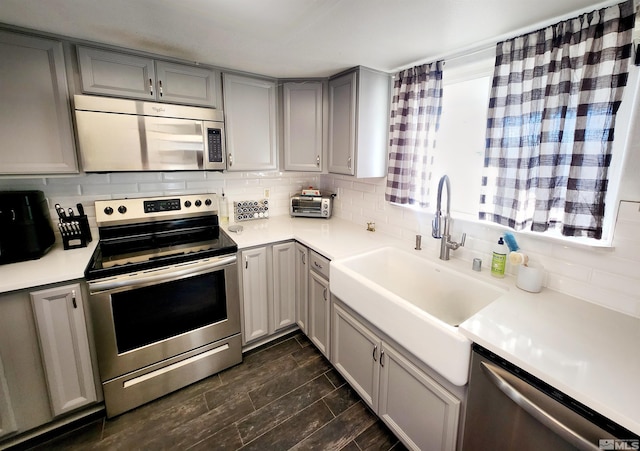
320,174,640,319
0,170,319,229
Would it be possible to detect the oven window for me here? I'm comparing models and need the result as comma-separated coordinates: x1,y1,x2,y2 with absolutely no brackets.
111,271,227,353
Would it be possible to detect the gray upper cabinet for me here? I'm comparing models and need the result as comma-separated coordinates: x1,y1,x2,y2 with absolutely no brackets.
283,82,323,172
0,31,78,175
328,66,390,178
223,73,278,171
77,46,220,107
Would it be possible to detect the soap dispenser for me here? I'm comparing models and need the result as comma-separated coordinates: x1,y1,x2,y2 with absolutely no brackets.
491,237,507,278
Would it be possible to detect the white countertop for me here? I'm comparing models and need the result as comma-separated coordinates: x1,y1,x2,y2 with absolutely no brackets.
459,288,640,435
1,215,638,435
0,240,98,294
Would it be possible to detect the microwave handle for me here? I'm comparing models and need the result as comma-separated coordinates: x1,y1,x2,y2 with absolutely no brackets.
88,255,237,293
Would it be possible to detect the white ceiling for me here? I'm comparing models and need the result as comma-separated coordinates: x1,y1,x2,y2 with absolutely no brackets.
0,0,624,78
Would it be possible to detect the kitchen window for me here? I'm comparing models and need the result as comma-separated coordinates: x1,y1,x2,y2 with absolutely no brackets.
415,5,638,246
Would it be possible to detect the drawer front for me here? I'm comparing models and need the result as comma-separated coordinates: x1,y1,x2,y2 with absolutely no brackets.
309,250,330,279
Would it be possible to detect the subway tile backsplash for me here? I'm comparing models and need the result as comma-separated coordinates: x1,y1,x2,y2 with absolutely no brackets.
0,170,637,318
320,174,640,319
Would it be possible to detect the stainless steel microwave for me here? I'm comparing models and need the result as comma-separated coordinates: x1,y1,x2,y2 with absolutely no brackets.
74,95,226,172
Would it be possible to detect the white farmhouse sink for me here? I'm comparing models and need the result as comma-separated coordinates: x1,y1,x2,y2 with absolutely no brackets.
330,246,506,386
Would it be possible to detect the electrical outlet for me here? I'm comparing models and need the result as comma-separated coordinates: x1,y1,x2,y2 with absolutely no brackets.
264,189,270,198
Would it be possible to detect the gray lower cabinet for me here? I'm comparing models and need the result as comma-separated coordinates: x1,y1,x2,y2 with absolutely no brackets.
0,355,17,439
30,283,98,416
240,242,296,345
0,280,100,444
0,30,78,174
223,73,278,171
332,301,461,451
308,250,331,359
77,46,220,107
294,243,309,333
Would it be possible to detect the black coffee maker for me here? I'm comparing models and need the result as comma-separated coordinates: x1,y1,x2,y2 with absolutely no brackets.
0,190,55,264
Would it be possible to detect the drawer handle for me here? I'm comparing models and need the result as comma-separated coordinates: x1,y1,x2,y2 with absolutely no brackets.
314,261,323,270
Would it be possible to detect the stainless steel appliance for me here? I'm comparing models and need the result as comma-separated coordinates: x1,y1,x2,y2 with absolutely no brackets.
74,95,226,172
0,190,55,264
84,194,241,417
462,344,639,451
290,193,334,218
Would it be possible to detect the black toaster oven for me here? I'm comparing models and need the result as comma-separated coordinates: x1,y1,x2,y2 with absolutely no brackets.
0,190,55,264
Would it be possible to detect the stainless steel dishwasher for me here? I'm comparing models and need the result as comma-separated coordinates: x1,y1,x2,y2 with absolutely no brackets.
462,344,639,451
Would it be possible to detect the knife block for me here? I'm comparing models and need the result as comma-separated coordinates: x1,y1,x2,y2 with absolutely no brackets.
59,215,93,250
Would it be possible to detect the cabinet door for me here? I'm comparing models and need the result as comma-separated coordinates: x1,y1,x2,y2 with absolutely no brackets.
328,71,357,175
223,73,277,171
0,355,17,439
283,82,323,172
241,247,270,343
379,342,460,451
30,284,97,417
332,302,380,410
308,270,331,358
77,46,155,99
0,31,78,174
155,61,219,107
294,243,309,333
272,242,296,332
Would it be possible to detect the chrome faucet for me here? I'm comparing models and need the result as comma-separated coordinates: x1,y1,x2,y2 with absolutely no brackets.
432,175,466,260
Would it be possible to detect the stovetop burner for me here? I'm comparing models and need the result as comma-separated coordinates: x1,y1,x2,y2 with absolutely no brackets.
84,194,237,280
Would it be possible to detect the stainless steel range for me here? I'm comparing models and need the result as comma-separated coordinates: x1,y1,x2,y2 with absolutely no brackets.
84,194,241,417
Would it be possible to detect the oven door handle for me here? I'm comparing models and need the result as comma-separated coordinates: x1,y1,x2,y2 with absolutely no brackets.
88,255,237,293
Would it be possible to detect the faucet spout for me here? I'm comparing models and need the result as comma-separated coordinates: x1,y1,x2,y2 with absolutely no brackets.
432,175,464,260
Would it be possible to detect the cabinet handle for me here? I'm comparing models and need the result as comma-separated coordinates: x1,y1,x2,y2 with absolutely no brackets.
323,287,327,301
302,254,306,265
71,290,77,309
159,79,163,97
316,155,321,167
314,261,323,270
347,157,352,170
245,257,248,269
372,344,378,362
228,154,233,167
380,350,385,367
149,78,153,96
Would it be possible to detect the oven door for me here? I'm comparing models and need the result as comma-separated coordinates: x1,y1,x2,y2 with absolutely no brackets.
87,254,240,382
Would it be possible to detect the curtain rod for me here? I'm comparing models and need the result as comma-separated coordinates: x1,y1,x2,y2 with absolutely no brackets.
389,0,628,72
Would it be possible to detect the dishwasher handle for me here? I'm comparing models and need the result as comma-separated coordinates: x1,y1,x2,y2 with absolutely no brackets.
89,254,237,293
480,361,600,451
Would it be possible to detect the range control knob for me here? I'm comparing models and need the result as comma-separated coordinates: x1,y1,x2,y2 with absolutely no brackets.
118,205,127,214
104,206,114,215
205,198,212,206
195,199,202,207
184,200,192,208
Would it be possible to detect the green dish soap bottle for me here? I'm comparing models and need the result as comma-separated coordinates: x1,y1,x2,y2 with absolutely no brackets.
491,237,507,278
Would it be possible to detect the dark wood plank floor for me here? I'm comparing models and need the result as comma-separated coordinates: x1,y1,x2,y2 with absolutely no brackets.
30,332,407,450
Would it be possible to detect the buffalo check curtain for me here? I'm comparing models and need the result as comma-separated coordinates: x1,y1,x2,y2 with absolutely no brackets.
385,62,443,207
479,0,635,239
